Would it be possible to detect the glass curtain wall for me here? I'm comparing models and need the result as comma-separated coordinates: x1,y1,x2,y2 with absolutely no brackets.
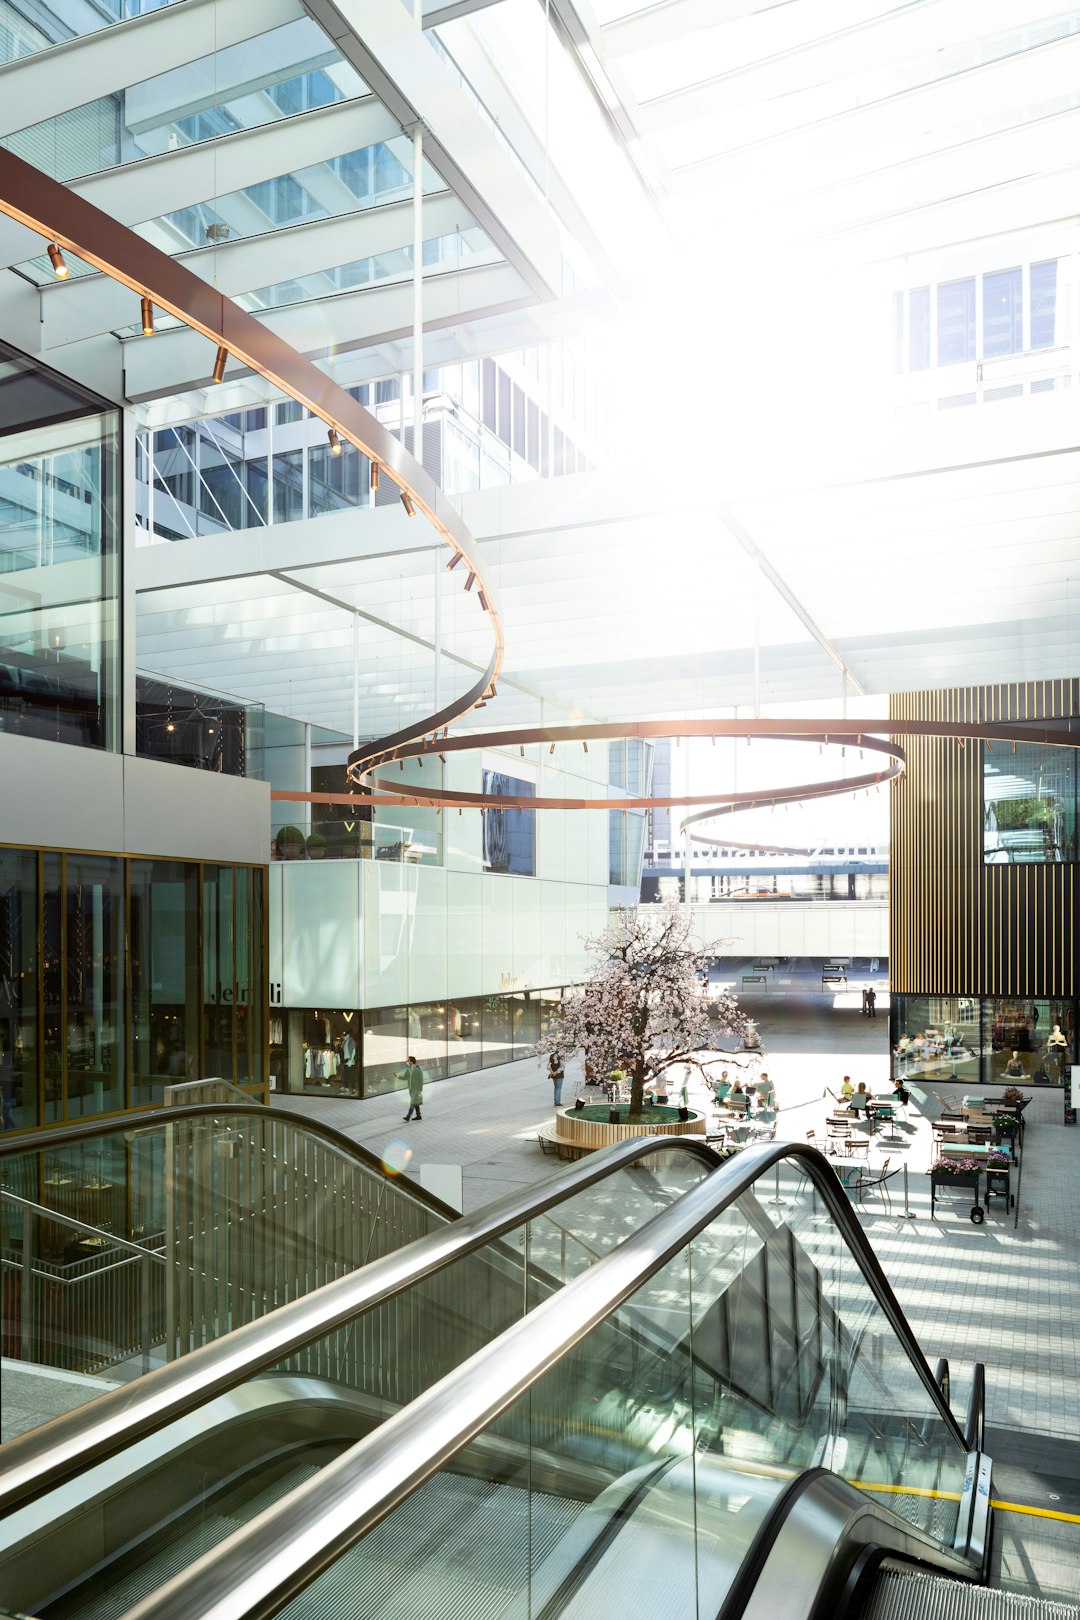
984,724,1079,864
0,846,266,1134
0,344,120,751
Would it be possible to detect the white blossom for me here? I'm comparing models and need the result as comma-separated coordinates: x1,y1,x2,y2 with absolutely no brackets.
535,903,754,1117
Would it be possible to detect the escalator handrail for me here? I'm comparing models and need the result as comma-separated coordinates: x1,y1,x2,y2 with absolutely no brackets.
0,1101,460,1221
122,1141,972,1620
965,1363,986,1452
0,1129,723,1518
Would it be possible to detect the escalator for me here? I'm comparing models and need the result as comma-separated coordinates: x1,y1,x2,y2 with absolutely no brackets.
0,1135,1053,1620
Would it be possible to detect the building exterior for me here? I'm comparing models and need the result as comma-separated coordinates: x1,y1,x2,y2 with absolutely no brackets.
889,680,1077,1094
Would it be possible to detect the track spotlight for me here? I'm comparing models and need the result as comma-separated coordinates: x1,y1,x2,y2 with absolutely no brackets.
520,744,525,757
439,753,447,764
446,551,462,571
212,345,228,383
400,491,415,516
369,460,379,492
47,242,68,279
464,572,476,592
549,743,555,755
140,296,154,335
477,588,489,610
583,740,589,754
328,428,342,456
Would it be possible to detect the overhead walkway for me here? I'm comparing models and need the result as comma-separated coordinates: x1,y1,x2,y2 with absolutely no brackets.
0,1125,1071,1620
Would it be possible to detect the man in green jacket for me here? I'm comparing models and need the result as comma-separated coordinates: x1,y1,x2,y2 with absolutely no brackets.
400,1055,427,1121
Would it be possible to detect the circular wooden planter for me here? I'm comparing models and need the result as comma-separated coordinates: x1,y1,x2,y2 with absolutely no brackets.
554,1107,707,1154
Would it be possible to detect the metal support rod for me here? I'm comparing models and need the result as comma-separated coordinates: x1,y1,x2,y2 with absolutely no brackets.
352,612,360,752
412,123,423,471
682,736,692,904
900,1163,917,1221
20,1207,34,1363
140,1252,152,1377
433,546,442,715
752,557,761,719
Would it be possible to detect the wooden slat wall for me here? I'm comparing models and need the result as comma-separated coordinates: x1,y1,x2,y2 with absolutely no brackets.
890,679,1078,995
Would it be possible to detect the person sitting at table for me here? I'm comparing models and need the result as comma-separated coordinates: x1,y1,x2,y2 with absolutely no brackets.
848,1081,870,1113
841,1076,855,1101
891,1076,910,1107
756,1071,775,1113
728,1080,750,1115
712,1071,731,1105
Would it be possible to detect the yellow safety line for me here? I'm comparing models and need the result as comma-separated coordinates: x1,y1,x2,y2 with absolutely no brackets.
990,1499,1080,1526
852,1481,1080,1525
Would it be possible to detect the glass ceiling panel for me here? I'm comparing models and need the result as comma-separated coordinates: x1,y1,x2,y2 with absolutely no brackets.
0,0,183,65
15,140,445,287
1,20,366,183
236,227,499,315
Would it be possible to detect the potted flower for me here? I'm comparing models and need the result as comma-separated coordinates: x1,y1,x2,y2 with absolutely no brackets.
929,1154,984,1219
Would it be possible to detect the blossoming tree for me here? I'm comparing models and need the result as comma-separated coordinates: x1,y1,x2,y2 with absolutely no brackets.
535,903,753,1118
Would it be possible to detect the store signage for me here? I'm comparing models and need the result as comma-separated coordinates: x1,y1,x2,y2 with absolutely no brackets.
1066,1066,1079,1127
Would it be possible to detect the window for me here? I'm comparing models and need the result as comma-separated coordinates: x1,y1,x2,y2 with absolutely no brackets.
937,278,975,365
1030,260,1057,348
983,266,1022,357
984,723,1078,865
892,291,904,372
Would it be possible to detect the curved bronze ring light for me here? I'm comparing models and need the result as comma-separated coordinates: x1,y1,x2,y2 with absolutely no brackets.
328,715,1079,814
0,150,504,740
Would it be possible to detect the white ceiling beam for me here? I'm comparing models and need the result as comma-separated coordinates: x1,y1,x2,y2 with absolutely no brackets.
0,98,399,272
636,1,1079,136
599,0,771,61
39,191,472,347
0,0,304,139
301,0,562,299
121,259,530,401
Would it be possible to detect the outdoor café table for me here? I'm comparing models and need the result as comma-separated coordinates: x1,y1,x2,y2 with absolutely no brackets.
962,1097,988,1111
939,1142,994,1160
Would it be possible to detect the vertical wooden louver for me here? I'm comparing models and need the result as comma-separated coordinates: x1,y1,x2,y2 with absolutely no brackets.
889,680,1078,996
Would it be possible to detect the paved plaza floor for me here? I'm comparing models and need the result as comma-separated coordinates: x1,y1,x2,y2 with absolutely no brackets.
279,991,1080,1602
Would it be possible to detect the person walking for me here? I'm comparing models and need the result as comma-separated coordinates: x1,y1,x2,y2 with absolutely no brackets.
548,1051,566,1107
866,986,877,1019
399,1055,427,1121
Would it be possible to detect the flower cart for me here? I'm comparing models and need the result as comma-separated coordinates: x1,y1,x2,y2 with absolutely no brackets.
929,1156,985,1223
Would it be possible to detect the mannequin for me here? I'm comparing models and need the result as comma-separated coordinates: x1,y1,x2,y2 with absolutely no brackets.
1047,1024,1068,1052
1003,1050,1025,1079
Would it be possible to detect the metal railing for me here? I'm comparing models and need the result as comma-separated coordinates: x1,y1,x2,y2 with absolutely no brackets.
162,1078,256,1107
1,1189,166,1376
0,1134,721,1517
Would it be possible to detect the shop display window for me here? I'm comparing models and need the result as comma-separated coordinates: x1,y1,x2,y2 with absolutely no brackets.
891,995,979,1087
892,993,1076,1089
984,725,1079,865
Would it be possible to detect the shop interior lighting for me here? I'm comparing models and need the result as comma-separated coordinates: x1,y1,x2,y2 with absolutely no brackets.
47,242,68,278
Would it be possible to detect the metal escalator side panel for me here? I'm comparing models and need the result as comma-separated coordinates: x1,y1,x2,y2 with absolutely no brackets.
734,1471,986,1620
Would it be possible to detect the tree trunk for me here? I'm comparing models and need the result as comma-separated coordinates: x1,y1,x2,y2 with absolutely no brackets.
629,1052,647,1121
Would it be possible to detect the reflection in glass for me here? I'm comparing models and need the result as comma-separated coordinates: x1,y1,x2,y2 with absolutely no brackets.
0,356,119,751
0,846,39,1131
1030,260,1057,349
908,286,930,371
129,860,199,1108
64,854,123,1117
983,266,1022,357
984,728,1078,864
482,770,535,874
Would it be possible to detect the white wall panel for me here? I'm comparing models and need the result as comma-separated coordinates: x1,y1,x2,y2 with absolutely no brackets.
282,860,361,1006
683,902,888,959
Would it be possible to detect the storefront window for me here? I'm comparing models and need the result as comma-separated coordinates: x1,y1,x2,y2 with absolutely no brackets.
891,995,979,1087
892,994,1076,1089
129,859,199,1108
482,995,514,1068
362,1004,409,1095
0,847,39,1132
446,998,483,1076
482,771,535,874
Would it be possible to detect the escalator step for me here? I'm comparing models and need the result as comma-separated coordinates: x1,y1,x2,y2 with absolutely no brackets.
44,1463,324,1620
865,1569,1080,1619
280,1473,584,1619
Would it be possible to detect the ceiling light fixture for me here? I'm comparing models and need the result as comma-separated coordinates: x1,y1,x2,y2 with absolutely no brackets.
140,295,154,335
212,344,228,384
477,588,489,609
400,491,415,516
47,241,68,279
328,428,342,456
446,551,462,570
549,743,555,754
464,572,476,592
369,460,379,492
